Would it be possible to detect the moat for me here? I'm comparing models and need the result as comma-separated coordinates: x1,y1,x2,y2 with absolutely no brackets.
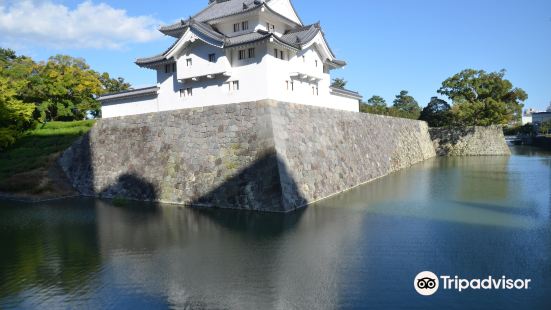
1,146,550,309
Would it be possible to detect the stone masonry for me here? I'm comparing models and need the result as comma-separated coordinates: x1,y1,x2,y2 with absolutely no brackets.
59,100,508,212
429,126,511,156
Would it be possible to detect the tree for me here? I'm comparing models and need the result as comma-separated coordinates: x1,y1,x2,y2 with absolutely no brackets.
368,95,387,107
438,69,527,126
99,73,132,94
0,73,35,150
22,55,104,121
331,78,347,89
392,90,421,119
546,101,551,112
419,97,452,127
360,95,388,115
540,121,551,135
0,48,18,64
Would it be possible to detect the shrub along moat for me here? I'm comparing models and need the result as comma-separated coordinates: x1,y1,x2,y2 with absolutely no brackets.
0,120,94,196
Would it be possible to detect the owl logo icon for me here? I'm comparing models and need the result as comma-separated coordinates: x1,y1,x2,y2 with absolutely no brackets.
414,271,439,296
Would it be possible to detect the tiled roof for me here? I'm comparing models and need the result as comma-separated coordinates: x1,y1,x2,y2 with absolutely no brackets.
330,86,362,100
135,38,179,67
99,86,159,102
194,0,267,23
160,0,304,37
137,20,226,67
159,20,188,36
279,23,320,46
139,15,345,68
224,31,271,47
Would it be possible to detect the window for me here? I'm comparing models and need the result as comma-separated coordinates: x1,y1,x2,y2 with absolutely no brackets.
209,53,216,63
233,23,240,32
186,58,192,67
312,86,315,95
302,55,306,63
315,60,318,67
248,48,255,58
286,80,289,91
239,50,246,60
165,63,176,73
316,87,319,96
266,22,275,32
290,81,294,91
180,88,192,98
242,21,249,31
274,48,284,60
228,80,240,92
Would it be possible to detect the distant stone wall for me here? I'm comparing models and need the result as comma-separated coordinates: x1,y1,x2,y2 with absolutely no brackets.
429,126,511,156
59,100,437,212
270,102,436,204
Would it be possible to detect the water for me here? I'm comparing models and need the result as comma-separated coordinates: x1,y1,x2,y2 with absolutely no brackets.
0,146,550,309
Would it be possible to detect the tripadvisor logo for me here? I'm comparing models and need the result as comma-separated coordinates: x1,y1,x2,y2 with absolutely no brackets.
414,271,439,296
414,271,531,296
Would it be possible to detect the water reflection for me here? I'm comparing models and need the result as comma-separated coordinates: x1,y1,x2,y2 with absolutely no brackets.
0,147,550,309
0,204,101,307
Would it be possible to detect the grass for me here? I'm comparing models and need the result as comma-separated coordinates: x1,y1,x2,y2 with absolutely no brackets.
0,120,95,192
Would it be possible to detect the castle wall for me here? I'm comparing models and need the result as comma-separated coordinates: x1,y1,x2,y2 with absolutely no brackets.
429,126,511,156
60,101,510,212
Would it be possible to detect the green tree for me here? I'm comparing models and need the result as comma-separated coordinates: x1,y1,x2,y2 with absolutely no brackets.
392,90,421,119
419,97,452,127
99,73,132,94
331,78,347,89
24,55,104,121
360,95,388,115
0,73,35,150
0,48,18,64
438,69,527,126
540,121,551,135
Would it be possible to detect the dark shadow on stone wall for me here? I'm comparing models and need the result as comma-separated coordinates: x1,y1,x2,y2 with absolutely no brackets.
191,152,307,213
429,126,476,156
99,173,158,202
58,132,95,196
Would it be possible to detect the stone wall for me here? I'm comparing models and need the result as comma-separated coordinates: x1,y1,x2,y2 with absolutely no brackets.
59,100,438,212
429,126,511,156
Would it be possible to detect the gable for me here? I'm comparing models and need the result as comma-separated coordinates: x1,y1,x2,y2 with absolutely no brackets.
266,0,303,25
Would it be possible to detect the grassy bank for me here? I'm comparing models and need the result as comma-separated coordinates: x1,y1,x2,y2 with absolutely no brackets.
0,120,95,195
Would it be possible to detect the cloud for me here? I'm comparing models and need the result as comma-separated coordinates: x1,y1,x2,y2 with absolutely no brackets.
0,0,163,49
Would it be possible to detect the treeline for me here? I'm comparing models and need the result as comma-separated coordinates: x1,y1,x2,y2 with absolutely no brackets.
0,48,131,149
357,69,527,127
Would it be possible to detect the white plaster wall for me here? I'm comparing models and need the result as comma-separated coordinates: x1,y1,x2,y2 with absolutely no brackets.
267,0,302,25
215,15,260,36
102,95,159,118
257,11,290,36
176,42,229,81
156,64,183,112
103,39,360,117
265,42,359,112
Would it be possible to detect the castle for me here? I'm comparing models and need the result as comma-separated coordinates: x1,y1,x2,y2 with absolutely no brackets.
99,0,362,118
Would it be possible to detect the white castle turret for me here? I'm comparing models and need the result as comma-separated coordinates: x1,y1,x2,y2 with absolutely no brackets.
100,0,361,118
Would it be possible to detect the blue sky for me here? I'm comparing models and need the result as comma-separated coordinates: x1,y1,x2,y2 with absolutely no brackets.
1,0,550,110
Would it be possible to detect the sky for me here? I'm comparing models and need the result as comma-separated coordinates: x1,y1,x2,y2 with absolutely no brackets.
1,0,550,110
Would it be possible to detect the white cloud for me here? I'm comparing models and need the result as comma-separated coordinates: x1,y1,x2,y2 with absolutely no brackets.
0,0,163,49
